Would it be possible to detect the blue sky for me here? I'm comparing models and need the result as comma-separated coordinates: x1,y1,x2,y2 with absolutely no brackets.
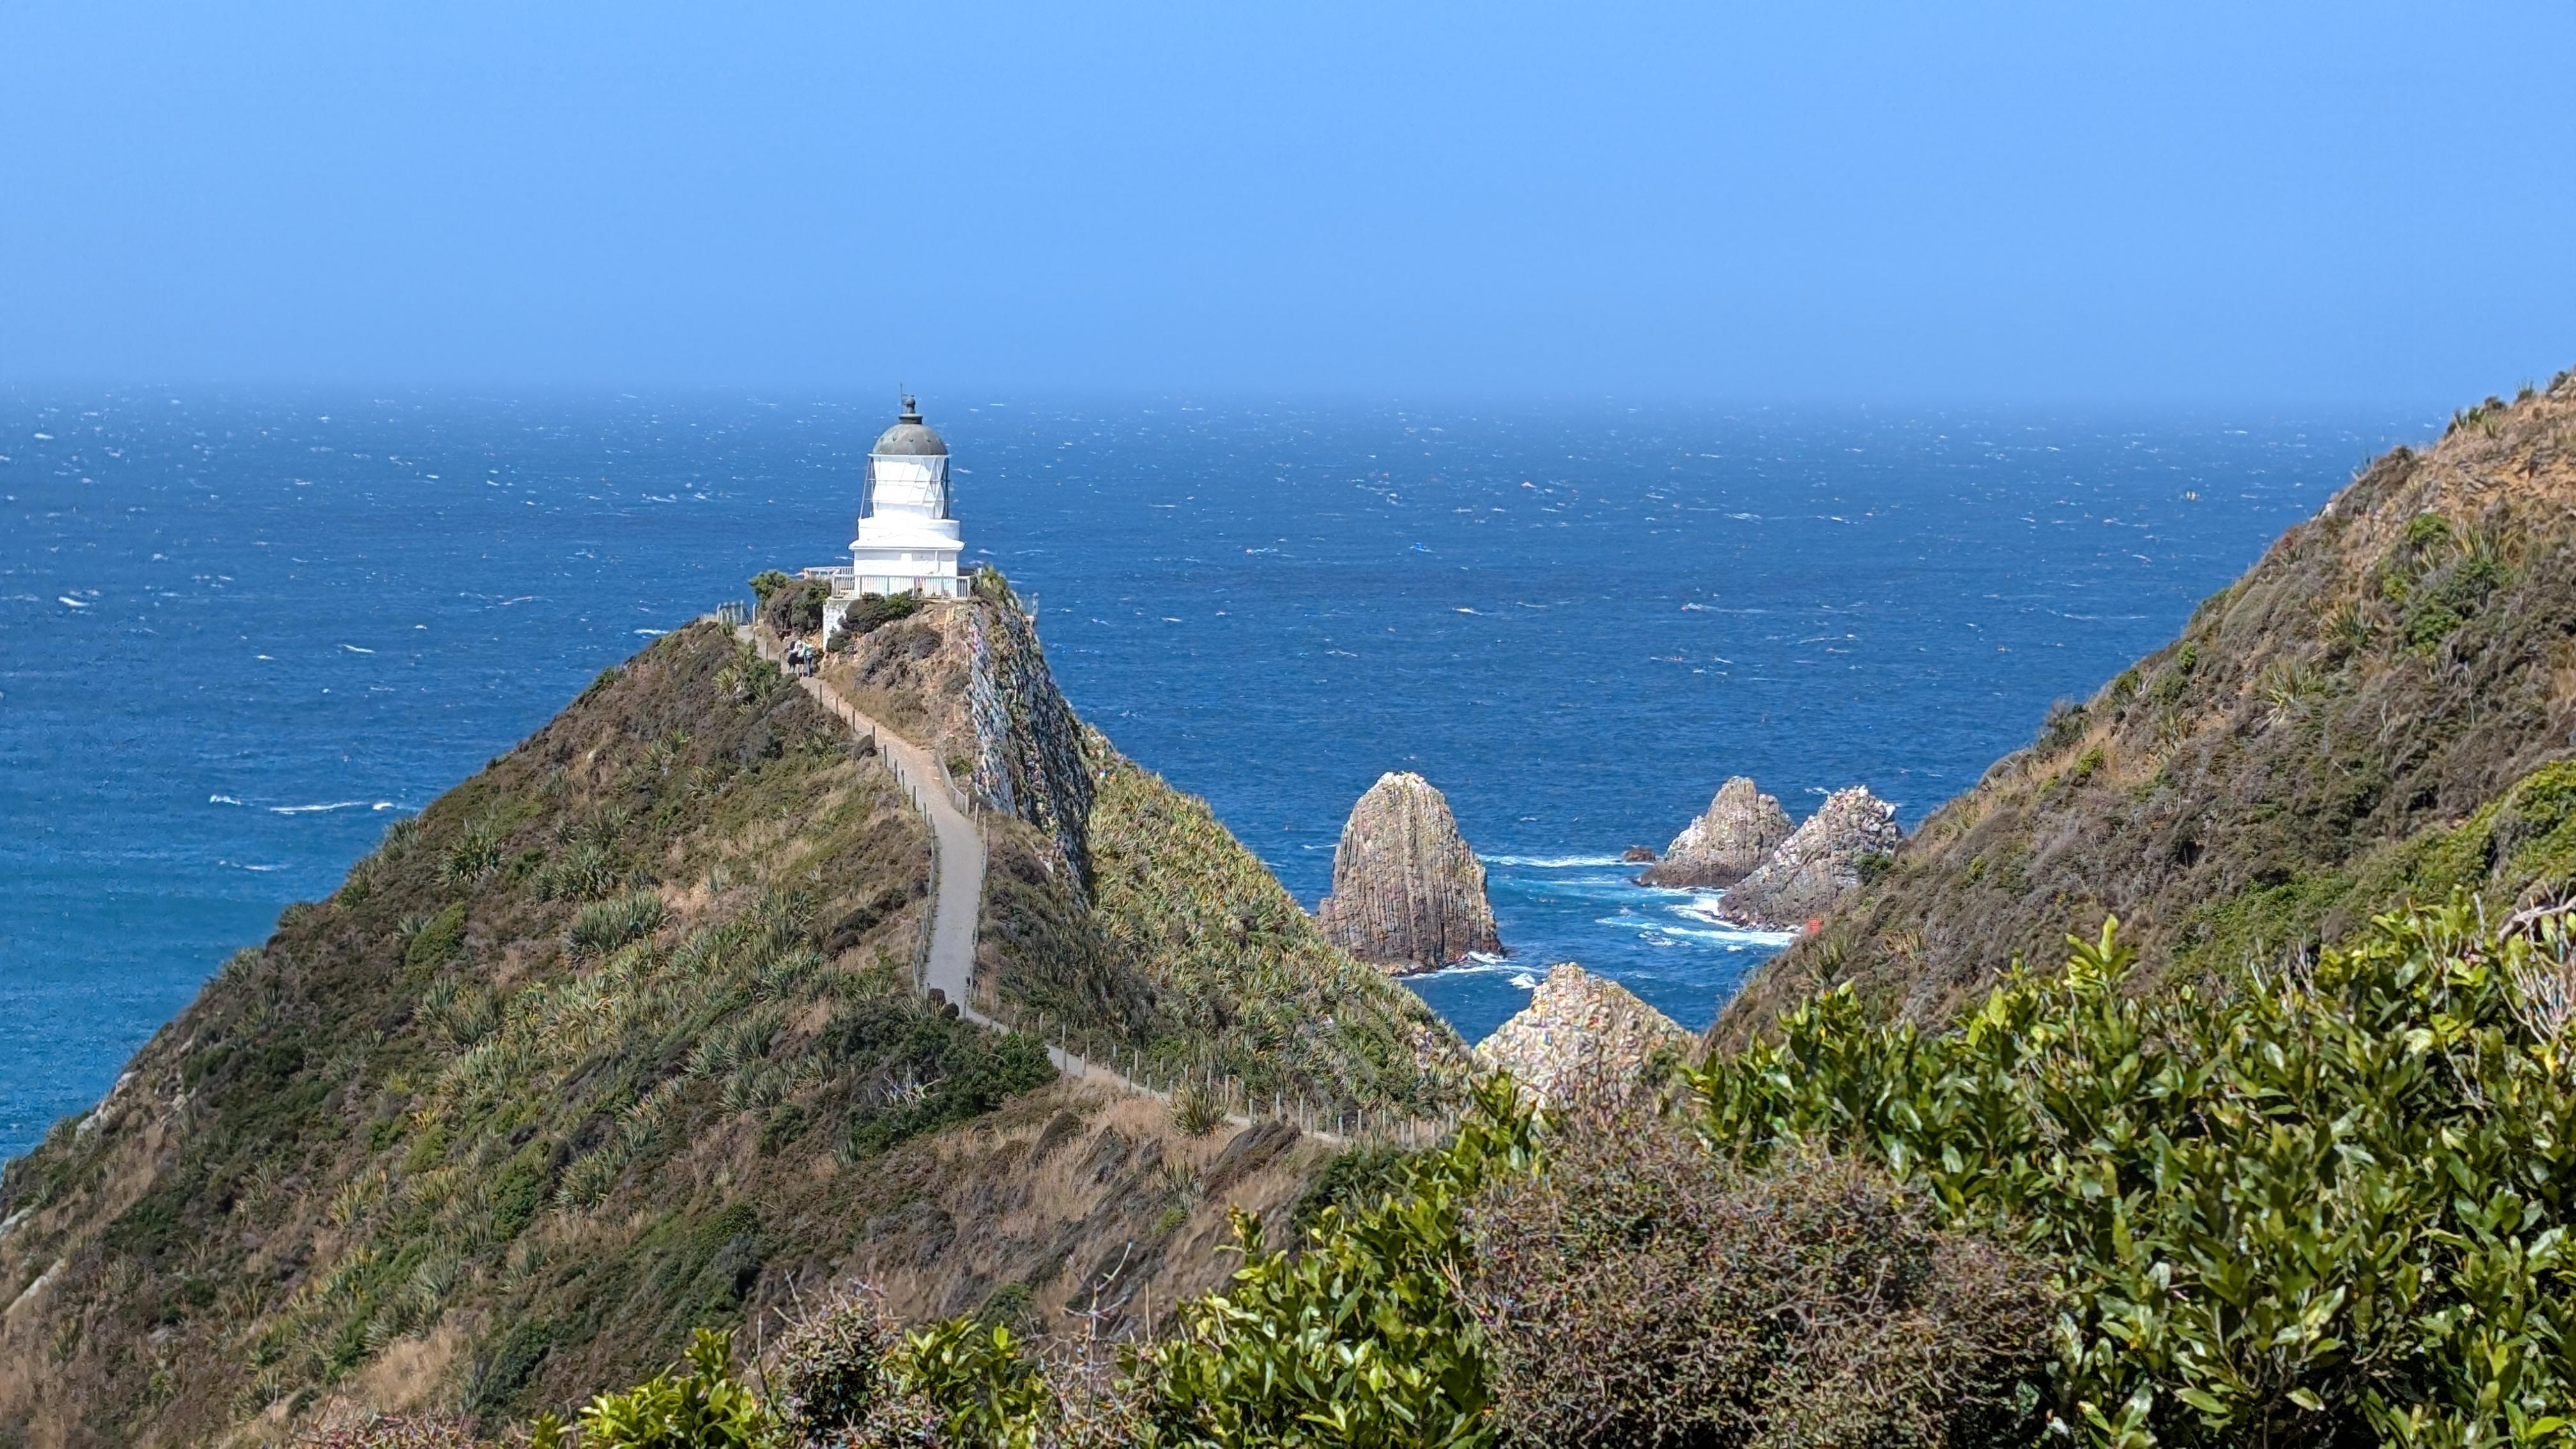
3,2,2570,404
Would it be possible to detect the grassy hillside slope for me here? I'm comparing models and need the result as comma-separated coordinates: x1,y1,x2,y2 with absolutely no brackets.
980,738,1467,1114
825,587,1468,1115
1719,373,2576,1044
0,617,1388,1446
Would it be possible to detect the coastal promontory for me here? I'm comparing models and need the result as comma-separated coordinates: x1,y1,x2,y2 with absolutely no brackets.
1639,776,1793,888
1317,771,1503,973
1714,785,1899,930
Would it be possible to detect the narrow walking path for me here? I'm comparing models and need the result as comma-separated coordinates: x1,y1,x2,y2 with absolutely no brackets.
739,625,991,1024
739,622,1389,1142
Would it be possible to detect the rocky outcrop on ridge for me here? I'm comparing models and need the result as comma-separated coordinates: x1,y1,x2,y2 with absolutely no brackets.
967,585,1095,898
1475,962,1690,1105
1639,776,1793,888
1714,785,1899,930
1317,771,1503,973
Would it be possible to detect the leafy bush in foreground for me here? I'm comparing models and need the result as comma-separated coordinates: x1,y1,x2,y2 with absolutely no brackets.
1462,1114,2054,1448
1131,1078,1535,1448
572,1329,767,1448
538,900,2576,1446
1689,903,2576,1447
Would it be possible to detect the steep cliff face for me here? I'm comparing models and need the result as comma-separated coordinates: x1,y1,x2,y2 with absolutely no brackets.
931,594,1469,1113
1718,374,2576,1046
1714,786,1899,930
1473,963,1689,1107
1639,777,1792,888
1316,772,1503,974
965,585,1094,898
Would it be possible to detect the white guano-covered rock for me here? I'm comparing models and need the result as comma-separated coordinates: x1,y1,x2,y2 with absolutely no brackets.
1474,963,1691,1106
1714,785,1900,930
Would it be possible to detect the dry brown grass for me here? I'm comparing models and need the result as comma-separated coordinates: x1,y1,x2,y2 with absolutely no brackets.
844,1084,1326,1340
1717,373,2576,1048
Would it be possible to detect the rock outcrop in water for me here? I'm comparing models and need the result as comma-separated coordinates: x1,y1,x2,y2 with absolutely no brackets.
1474,962,1690,1105
1639,776,1792,888
1317,771,1502,973
1714,785,1899,930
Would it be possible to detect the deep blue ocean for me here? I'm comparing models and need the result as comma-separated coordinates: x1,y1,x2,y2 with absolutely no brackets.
0,392,2435,1158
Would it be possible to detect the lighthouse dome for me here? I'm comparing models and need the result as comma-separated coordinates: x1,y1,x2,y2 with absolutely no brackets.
871,395,948,457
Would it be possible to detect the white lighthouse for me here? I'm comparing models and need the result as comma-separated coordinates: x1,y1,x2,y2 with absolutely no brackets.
849,395,964,597
811,395,970,641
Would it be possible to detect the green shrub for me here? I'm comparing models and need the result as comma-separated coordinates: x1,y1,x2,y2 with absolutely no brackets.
441,818,508,891
747,571,792,605
569,890,669,958
893,1319,1049,1445
836,591,923,645
1462,1114,2053,1449
536,842,625,903
574,1328,769,1448
2402,552,2510,652
1135,1078,1535,1447
759,578,832,637
1168,1080,1226,1137
2034,699,2088,756
1689,905,2576,1446
763,1284,932,1445
1290,1142,1426,1236
404,902,468,972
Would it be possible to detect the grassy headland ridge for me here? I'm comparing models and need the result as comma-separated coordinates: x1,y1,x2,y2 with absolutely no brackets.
1720,370,2576,1046
0,599,1461,1445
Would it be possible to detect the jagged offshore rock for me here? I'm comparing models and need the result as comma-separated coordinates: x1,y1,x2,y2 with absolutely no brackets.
1715,785,1899,930
1475,962,1690,1106
1639,776,1792,888
1317,771,1502,973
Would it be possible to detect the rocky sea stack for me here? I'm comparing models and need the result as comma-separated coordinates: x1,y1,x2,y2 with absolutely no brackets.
1317,770,1502,973
1639,776,1792,888
1715,785,1899,930
1473,962,1690,1105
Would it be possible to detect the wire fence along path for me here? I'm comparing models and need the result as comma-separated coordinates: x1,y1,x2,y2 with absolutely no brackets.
733,620,1450,1149
738,624,988,1023
967,979,1459,1149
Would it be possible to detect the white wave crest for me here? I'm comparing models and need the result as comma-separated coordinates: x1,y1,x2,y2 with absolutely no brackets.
1481,853,1625,868
1407,954,1525,979
270,801,393,815
208,794,243,806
